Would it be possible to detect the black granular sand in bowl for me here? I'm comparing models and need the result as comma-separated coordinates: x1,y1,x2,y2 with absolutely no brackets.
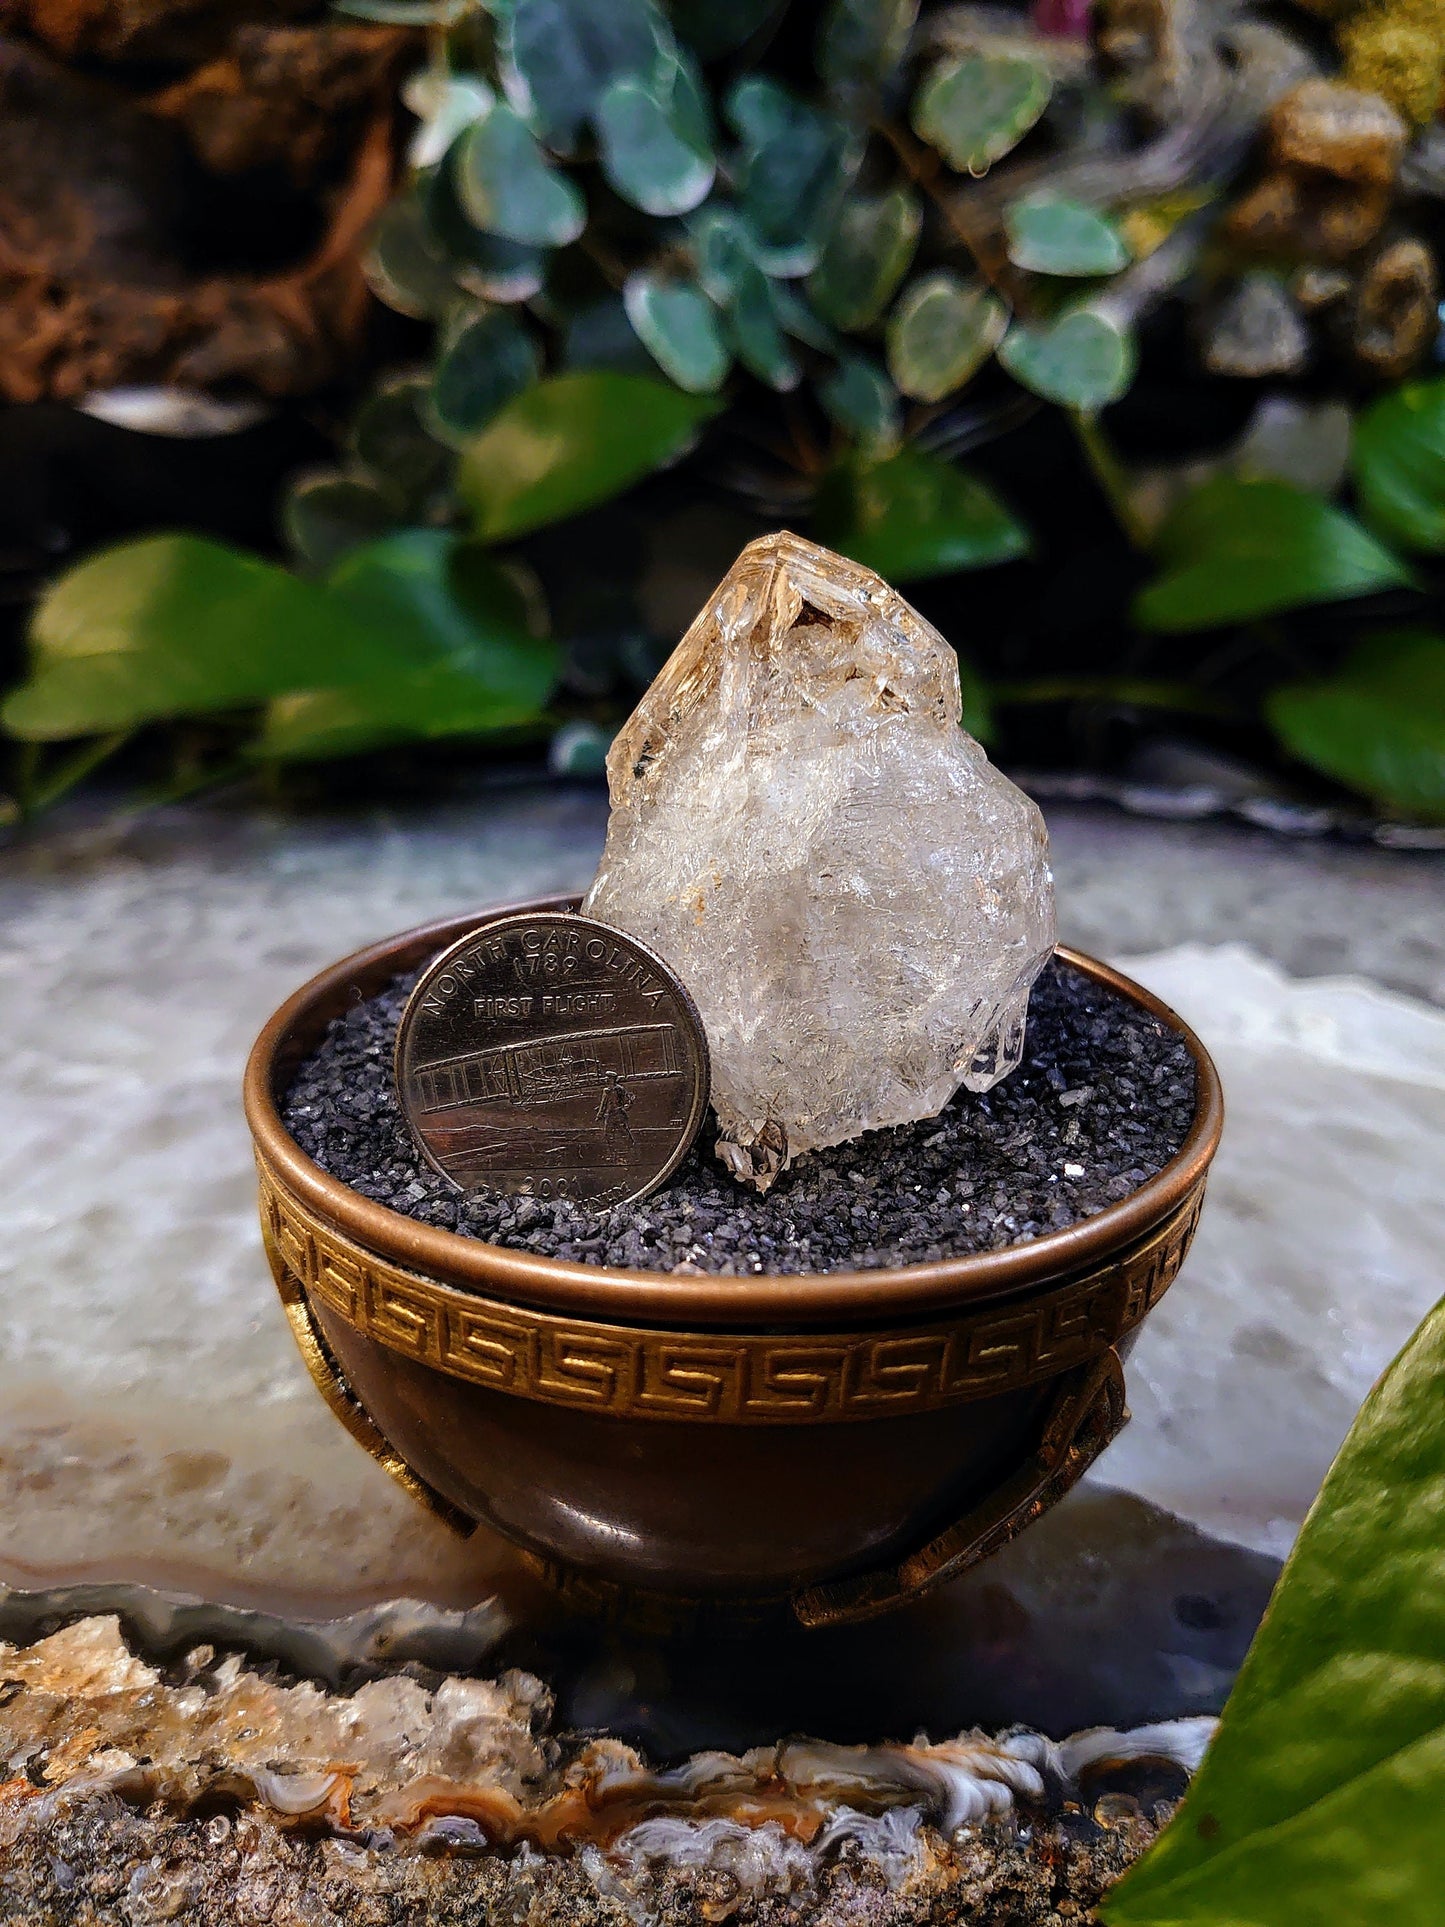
283,955,1197,1275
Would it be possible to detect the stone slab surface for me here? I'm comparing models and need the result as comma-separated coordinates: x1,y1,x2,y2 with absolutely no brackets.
0,787,1441,1741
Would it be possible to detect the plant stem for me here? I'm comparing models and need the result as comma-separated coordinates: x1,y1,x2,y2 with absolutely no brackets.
577,231,629,292
118,754,256,826
1069,409,1152,552
874,119,1010,296
18,731,133,821
13,741,40,817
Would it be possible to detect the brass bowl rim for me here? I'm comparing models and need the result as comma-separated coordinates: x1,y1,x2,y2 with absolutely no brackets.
244,897,1224,1331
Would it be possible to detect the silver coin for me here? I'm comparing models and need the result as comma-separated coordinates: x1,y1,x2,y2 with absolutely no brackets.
395,911,710,1208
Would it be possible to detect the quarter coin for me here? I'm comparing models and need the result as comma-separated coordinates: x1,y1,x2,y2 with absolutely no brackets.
395,911,710,1208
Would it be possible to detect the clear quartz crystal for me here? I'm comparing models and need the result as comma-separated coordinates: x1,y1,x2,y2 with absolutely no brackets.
583,532,1057,1189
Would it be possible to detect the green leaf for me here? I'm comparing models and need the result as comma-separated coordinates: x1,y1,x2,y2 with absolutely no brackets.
623,272,730,392
725,275,800,391
325,531,542,675
813,444,1029,580
1103,1292,1445,1926
458,372,717,541
887,272,1007,402
817,0,918,97
425,154,546,304
807,186,921,332
256,532,559,761
1352,378,1445,554
596,65,715,217
498,0,661,153
1005,193,1130,277
363,195,458,320
818,354,901,456
692,209,800,390
997,307,1135,409
912,53,1051,175
3,537,407,740
1265,629,1445,820
349,375,456,507
457,102,586,247
1134,476,1415,632
766,279,837,354
284,473,401,572
427,308,540,443
259,670,540,762
402,70,495,169
726,75,856,275
690,203,744,303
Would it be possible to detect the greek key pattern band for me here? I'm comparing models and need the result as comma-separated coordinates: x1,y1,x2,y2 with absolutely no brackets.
258,1160,1204,1425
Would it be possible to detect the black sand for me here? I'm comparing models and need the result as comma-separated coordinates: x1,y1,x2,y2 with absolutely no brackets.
282,956,1196,1275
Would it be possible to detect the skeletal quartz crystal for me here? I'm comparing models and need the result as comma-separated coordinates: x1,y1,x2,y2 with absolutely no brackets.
583,532,1056,1188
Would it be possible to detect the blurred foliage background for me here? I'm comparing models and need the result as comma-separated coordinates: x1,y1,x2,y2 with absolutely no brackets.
2,0,1445,826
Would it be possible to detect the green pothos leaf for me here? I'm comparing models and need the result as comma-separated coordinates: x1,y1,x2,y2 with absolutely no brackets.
1134,476,1414,632
256,532,559,761
3,536,407,739
1265,629,1445,820
813,444,1029,580
1103,1291,1445,1925
458,372,718,541
1352,378,1445,555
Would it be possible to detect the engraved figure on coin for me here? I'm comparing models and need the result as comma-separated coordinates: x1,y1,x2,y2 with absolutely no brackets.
597,1070,634,1163
396,911,708,1205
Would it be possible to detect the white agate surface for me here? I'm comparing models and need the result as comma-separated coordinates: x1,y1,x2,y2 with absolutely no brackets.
0,795,1440,1664
1088,943,1445,1559
0,796,605,1609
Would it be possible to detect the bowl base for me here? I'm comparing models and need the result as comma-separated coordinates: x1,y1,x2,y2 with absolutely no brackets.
518,1348,1127,1636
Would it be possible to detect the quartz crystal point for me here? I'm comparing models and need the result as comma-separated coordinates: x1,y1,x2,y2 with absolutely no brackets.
583,532,1056,1189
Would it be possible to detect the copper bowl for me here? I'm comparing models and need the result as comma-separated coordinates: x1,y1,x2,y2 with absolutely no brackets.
244,897,1222,1628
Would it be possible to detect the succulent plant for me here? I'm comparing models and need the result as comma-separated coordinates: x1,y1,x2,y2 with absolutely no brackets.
304,0,1155,570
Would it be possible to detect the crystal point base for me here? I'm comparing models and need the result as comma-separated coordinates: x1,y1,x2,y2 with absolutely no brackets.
583,532,1056,1188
